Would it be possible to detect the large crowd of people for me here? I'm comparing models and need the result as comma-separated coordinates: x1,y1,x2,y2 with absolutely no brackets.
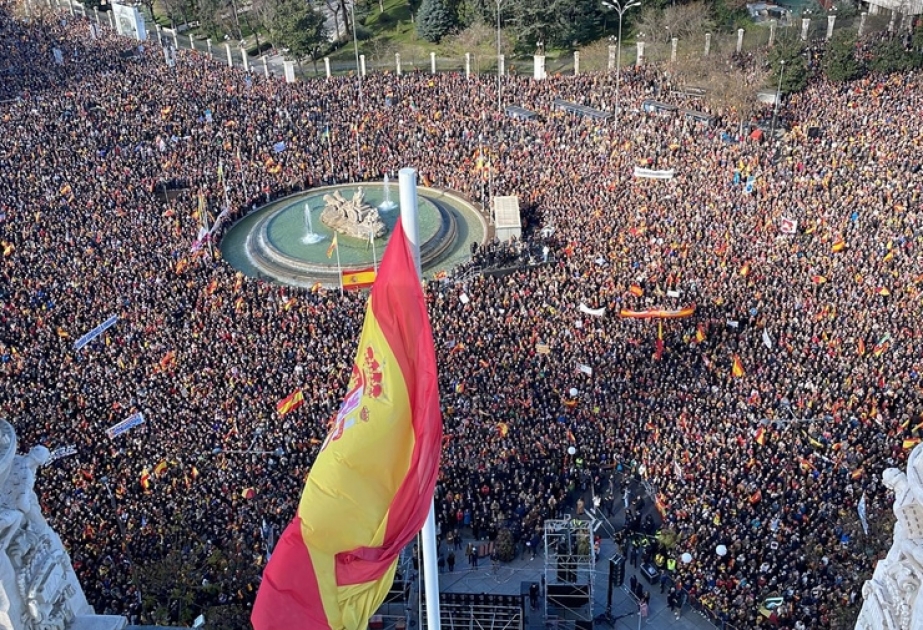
2,1,922,627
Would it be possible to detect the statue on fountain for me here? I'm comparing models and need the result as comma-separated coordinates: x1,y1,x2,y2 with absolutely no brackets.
319,188,387,240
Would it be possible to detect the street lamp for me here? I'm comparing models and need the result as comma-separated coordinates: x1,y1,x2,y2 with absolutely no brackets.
770,59,785,139
100,475,126,537
602,0,641,127
496,0,504,114
350,0,364,109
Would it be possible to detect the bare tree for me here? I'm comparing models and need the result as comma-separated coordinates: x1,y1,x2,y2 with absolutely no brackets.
635,2,715,44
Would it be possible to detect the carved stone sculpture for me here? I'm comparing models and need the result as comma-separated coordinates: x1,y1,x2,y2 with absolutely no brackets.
0,420,126,630
856,445,923,630
319,188,387,240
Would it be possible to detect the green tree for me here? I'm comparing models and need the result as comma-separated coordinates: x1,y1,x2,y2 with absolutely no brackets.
272,0,328,67
823,30,862,82
869,38,917,74
417,0,455,43
767,34,809,94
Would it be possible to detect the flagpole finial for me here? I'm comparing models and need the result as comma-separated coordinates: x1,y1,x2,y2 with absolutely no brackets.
398,168,422,279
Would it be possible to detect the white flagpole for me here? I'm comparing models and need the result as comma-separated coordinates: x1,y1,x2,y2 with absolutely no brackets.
335,238,343,295
369,226,378,275
398,167,439,629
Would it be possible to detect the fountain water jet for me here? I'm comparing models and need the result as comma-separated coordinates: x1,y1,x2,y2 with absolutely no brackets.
301,201,323,244
378,174,398,211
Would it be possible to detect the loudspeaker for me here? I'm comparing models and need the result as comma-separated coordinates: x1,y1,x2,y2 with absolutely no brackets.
610,554,626,588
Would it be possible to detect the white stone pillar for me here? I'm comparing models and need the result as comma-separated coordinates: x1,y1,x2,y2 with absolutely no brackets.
769,19,777,46
360,54,366,76
155,24,162,44
395,52,402,76
636,41,645,67
226,42,233,67
869,3,879,14
94,7,100,23
901,10,912,32
573,50,580,76
189,37,196,51
430,51,436,74
608,44,617,71
241,46,248,72
801,18,810,41
172,31,179,49
736,28,744,53
858,11,867,34
888,9,896,32
499,54,505,76
263,55,270,77
465,52,471,78
826,14,836,39
671,37,678,62
206,38,213,56
534,54,545,79
324,56,331,79
283,59,296,83
704,32,711,56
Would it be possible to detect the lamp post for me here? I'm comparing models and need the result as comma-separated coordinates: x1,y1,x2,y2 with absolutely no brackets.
602,0,641,128
100,475,126,537
770,59,785,139
350,0,364,109
496,0,504,114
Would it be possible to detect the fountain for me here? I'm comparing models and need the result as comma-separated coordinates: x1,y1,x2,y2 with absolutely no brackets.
378,174,398,212
301,201,323,244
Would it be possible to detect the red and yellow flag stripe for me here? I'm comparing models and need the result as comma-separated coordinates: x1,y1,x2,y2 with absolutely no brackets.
342,266,377,290
253,217,442,630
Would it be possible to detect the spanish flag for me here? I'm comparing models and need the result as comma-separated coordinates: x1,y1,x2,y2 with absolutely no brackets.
342,267,377,290
252,217,442,630
140,467,151,491
276,390,305,417
326,234,338,259
153,460,168,476
831,238,846,253
695,323,706,344
498,422,509,438
903,438,921,450
755,427,766,446
731,354,745,378
629,284,644,297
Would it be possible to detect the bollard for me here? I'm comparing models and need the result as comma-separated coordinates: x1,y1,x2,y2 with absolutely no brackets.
636,41,645,67
826,15,836,39
226,42,233,67
801,18,810,41
395,52,401,76
769,19,776,46
573,50,580,76
736,28,744,53
324,56,331,79
430,51,436,74
263,55,270,78
704,32,711,56
534,54,546,80
608,44,617,71
858,11,867,35
499,54,505,76
671,37,677,63
241,46,248,72
360,54,366,76
465,52,471,78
